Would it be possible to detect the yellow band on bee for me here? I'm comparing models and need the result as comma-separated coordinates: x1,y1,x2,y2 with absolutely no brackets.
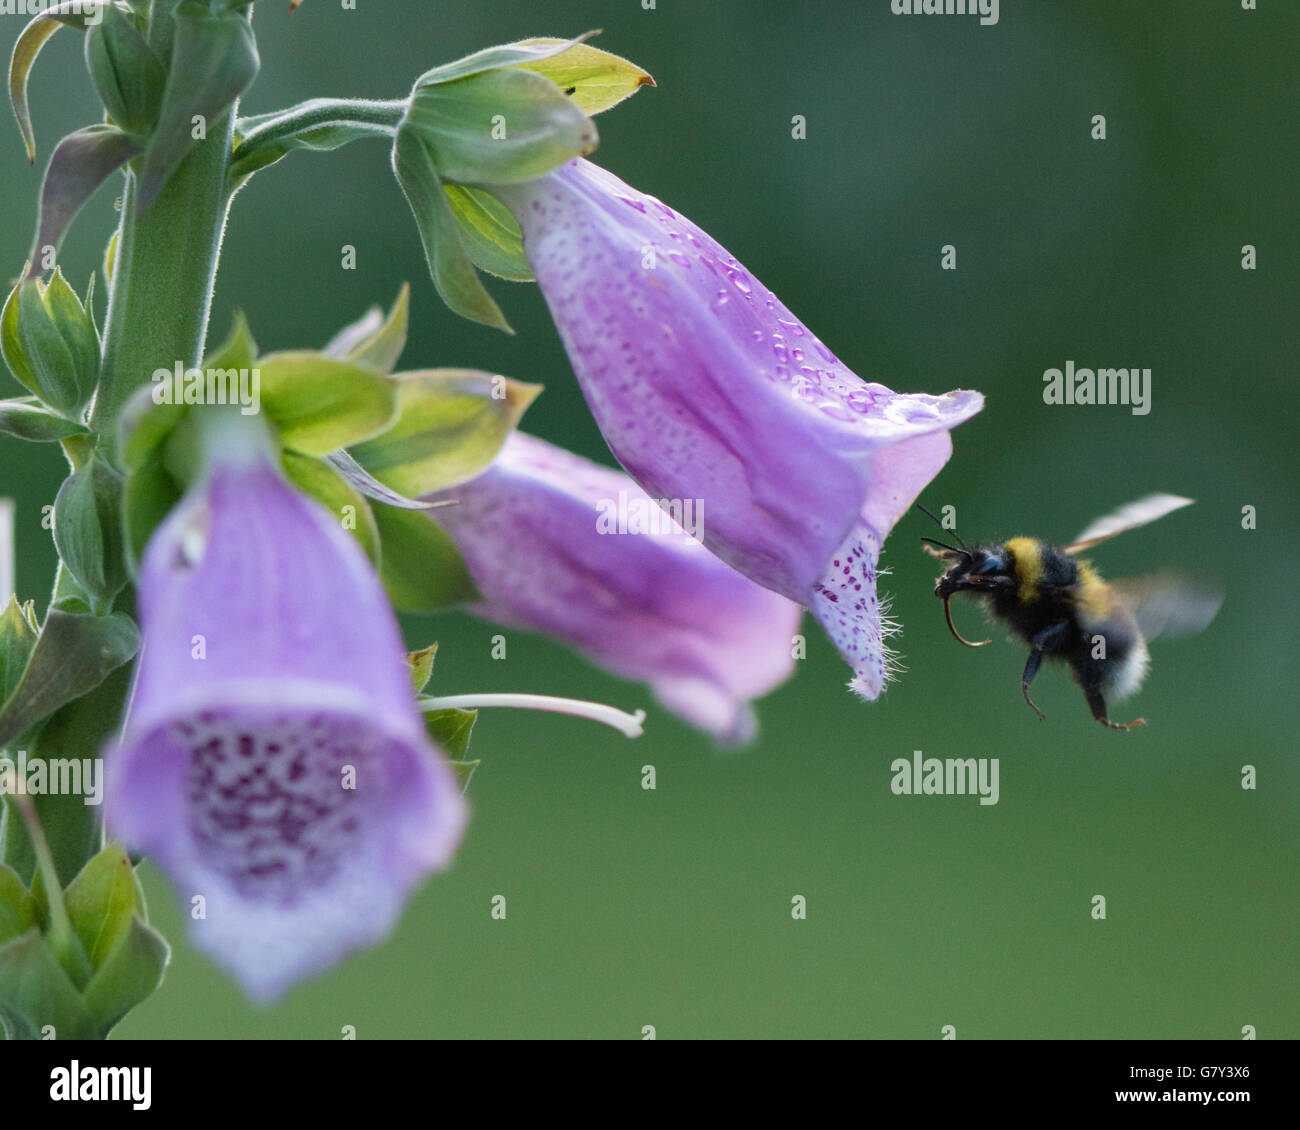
1005,537,1043,603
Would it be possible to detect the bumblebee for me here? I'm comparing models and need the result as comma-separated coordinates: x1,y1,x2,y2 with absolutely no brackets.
920,495,1222,730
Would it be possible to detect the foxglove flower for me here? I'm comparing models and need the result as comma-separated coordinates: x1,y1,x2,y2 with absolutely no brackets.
491,159,984,697
426,431,800,743
107,413,467,1001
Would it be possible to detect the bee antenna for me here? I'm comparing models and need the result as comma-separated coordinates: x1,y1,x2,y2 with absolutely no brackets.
915,503,971,551
921,536,966,556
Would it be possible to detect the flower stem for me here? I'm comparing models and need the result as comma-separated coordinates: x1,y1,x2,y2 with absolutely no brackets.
234,97,406,154
421,694,647,738
91,95,242,465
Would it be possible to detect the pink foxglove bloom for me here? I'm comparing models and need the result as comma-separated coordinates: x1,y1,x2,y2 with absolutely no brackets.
491,159,984,697
426,431,800,743
107,414,467,1001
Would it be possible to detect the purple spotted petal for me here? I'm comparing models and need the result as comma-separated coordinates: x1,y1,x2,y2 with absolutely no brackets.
427,432,800,743
107,431,467,1001
492,159,983,697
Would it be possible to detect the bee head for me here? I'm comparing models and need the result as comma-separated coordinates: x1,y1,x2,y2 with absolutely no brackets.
933,546,1011,599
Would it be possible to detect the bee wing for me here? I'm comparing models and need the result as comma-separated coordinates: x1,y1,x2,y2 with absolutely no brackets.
1064,493,1195,554
1110,571,1223,641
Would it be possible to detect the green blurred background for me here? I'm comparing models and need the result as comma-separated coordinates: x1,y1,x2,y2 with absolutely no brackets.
2,0,1296,1038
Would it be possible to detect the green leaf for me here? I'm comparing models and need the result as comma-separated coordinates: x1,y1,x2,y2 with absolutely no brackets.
138,4,259,209
0,865,38,947
515,37,656,116
0,928,97,1041
257,352,397,455
407,643,438,694
27,125,142,281
53,456,128,607
392,129,512,333
5,663,130,889
423,707,477,759
8,2,107,163
350,369,541,496
342,283,409,373
0,595,39,706
0,398,89,442
81,914,169,1036
403,65,597,186
372,504,480,614
281,449,380,565
85,6,166,135
444,184,532,281
0,608,139,749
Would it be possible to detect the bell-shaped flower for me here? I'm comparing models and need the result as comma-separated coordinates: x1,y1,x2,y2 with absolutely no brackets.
425,431,800,743
490,159,984,697
106,411,467,1002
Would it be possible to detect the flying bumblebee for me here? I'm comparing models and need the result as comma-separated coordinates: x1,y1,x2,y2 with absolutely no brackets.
920,494,1223,730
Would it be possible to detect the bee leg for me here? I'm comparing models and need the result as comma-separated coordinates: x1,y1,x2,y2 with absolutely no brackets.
1021,623,1067,721
1021,650,1047,721
1084,689,1145,731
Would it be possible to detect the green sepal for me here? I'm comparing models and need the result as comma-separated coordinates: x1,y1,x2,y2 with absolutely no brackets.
281,449,381,565
80,914,169,1036
62,843,145,971
123,450,181,573
85,5,166,135
350,369,540,496
0,607,139,749
447,759,480,792
423,706,477,759
203,308,258,373
53,456,128,608
0,399,91,442
117,311,257,474
0,864,39,947
0,928,98,1041
0,595,39,705
338,283,409,374
392,128,511,332
515,37,656,116
444,184,531,281
257,352,397,455
412,32,596,88
407,643,438,694
403,65,597,187
371,504,480,614
138,3,258,209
